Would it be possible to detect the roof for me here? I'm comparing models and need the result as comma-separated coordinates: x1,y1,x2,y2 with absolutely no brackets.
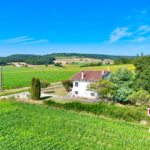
70,70,110,81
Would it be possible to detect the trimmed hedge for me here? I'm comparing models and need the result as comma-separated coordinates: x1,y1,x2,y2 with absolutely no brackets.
43,100,149,122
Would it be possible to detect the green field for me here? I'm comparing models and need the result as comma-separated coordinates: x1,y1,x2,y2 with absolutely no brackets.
0,100,149,149
3,70,77,90
1,64,135,90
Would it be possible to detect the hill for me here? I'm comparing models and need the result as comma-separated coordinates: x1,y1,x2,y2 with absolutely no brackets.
52,53,136,60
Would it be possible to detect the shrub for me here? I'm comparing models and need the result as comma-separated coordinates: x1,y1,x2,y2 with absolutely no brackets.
43,100,149,122
24,64,28,67
40,80,51,88
62,80,73,91
31,77,41,100
127,89,150,106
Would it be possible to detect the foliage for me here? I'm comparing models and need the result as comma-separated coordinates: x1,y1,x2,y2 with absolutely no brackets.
62,79,73,91
114,58,134,65
24,64,28,67
127,89,150,106
54,62,63,67
108,68,133,102
87,79,116,99
45,64,48,67
133,55,150,93
31,77,41,100
44,99,149,122
40,80,51,88
52,53,135,60
115,86,132,102
80,62,102,67
0,54,55,65
0,101,150,149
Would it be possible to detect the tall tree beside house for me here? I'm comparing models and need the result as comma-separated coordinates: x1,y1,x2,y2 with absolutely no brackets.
133,55,150,93
87,79,116,100
108,68,133,102
31,77,41,100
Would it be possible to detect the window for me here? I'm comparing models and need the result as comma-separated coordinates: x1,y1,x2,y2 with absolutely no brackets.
91,93,95,96
75,82,78,87
75,91,78,95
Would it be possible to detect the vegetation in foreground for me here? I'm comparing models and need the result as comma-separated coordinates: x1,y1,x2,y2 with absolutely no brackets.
0,100,150,150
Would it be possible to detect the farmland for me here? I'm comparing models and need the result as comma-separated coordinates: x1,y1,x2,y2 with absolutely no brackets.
0,100,149,149
1,63,135,90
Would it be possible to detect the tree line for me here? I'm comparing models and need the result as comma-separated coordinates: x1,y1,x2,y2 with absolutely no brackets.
0,54,55,65
51,53,135,60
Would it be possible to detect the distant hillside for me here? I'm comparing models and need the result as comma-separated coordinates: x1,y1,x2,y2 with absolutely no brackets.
51,53,135,60
0,53,136,66
0,54,55,65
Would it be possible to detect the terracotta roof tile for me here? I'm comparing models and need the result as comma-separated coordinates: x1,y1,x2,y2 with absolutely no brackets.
70,70,110,81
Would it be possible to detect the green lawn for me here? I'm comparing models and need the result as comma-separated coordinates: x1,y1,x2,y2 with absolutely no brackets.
0,100,149,149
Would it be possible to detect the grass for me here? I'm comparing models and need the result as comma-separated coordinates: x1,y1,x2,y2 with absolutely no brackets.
0,63,135,90
42,86,68,96
2,70,77,90
0,100,150,149
49,97,92,104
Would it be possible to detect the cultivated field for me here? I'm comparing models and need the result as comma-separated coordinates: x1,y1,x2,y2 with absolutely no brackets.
54,56,114,64
0,100,149,150
1,63,135,90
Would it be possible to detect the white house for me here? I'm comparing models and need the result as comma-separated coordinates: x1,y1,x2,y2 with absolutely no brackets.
70,70,110,99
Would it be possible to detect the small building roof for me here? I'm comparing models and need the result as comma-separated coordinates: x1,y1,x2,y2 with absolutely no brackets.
70,70,110,81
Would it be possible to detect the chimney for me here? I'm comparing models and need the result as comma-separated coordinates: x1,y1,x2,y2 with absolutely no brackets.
102,69,105,75
81,71,84,79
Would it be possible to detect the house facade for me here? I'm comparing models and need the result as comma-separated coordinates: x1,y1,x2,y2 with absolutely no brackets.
70,70,110,99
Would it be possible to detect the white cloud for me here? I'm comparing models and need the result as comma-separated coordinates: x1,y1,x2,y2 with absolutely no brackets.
23,39,48,44
108,27,132,43
142,10,146,13
137,25,150,34
129,36,150,42
1,36,34,43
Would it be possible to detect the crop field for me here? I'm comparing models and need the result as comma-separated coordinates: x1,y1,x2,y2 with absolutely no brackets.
1,64,135,90
0,101,150,150
2,67,77,89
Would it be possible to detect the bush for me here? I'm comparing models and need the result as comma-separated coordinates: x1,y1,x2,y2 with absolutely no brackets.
127,89,150,106
62,80,73,91
31,77,41,100
43,100,149,122
40,80,51,88
24,64,28,67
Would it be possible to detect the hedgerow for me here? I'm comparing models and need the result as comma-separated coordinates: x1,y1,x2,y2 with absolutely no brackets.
43,100,149,122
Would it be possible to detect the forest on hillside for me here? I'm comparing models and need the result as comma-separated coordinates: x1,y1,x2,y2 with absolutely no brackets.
0,54,55,65
0,53,136,65
52,53,135,60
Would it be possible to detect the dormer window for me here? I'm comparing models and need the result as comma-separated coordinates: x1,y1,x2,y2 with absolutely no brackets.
75,82,78,87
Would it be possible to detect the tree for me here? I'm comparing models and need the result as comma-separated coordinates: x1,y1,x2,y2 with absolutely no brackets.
62,80,73,91
141,52,144,57
55,62,63,67
136,54,139,59
86,79,116,100
40,80,51,88
31,77,41,100
108,68,133,102
115,86,132,102
133,56,150,93
45,64,48,67
127,89,150,106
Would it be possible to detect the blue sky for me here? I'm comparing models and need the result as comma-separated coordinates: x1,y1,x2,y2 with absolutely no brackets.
0,0,150,56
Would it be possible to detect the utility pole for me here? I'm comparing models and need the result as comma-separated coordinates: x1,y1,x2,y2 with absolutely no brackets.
0,67,2,92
